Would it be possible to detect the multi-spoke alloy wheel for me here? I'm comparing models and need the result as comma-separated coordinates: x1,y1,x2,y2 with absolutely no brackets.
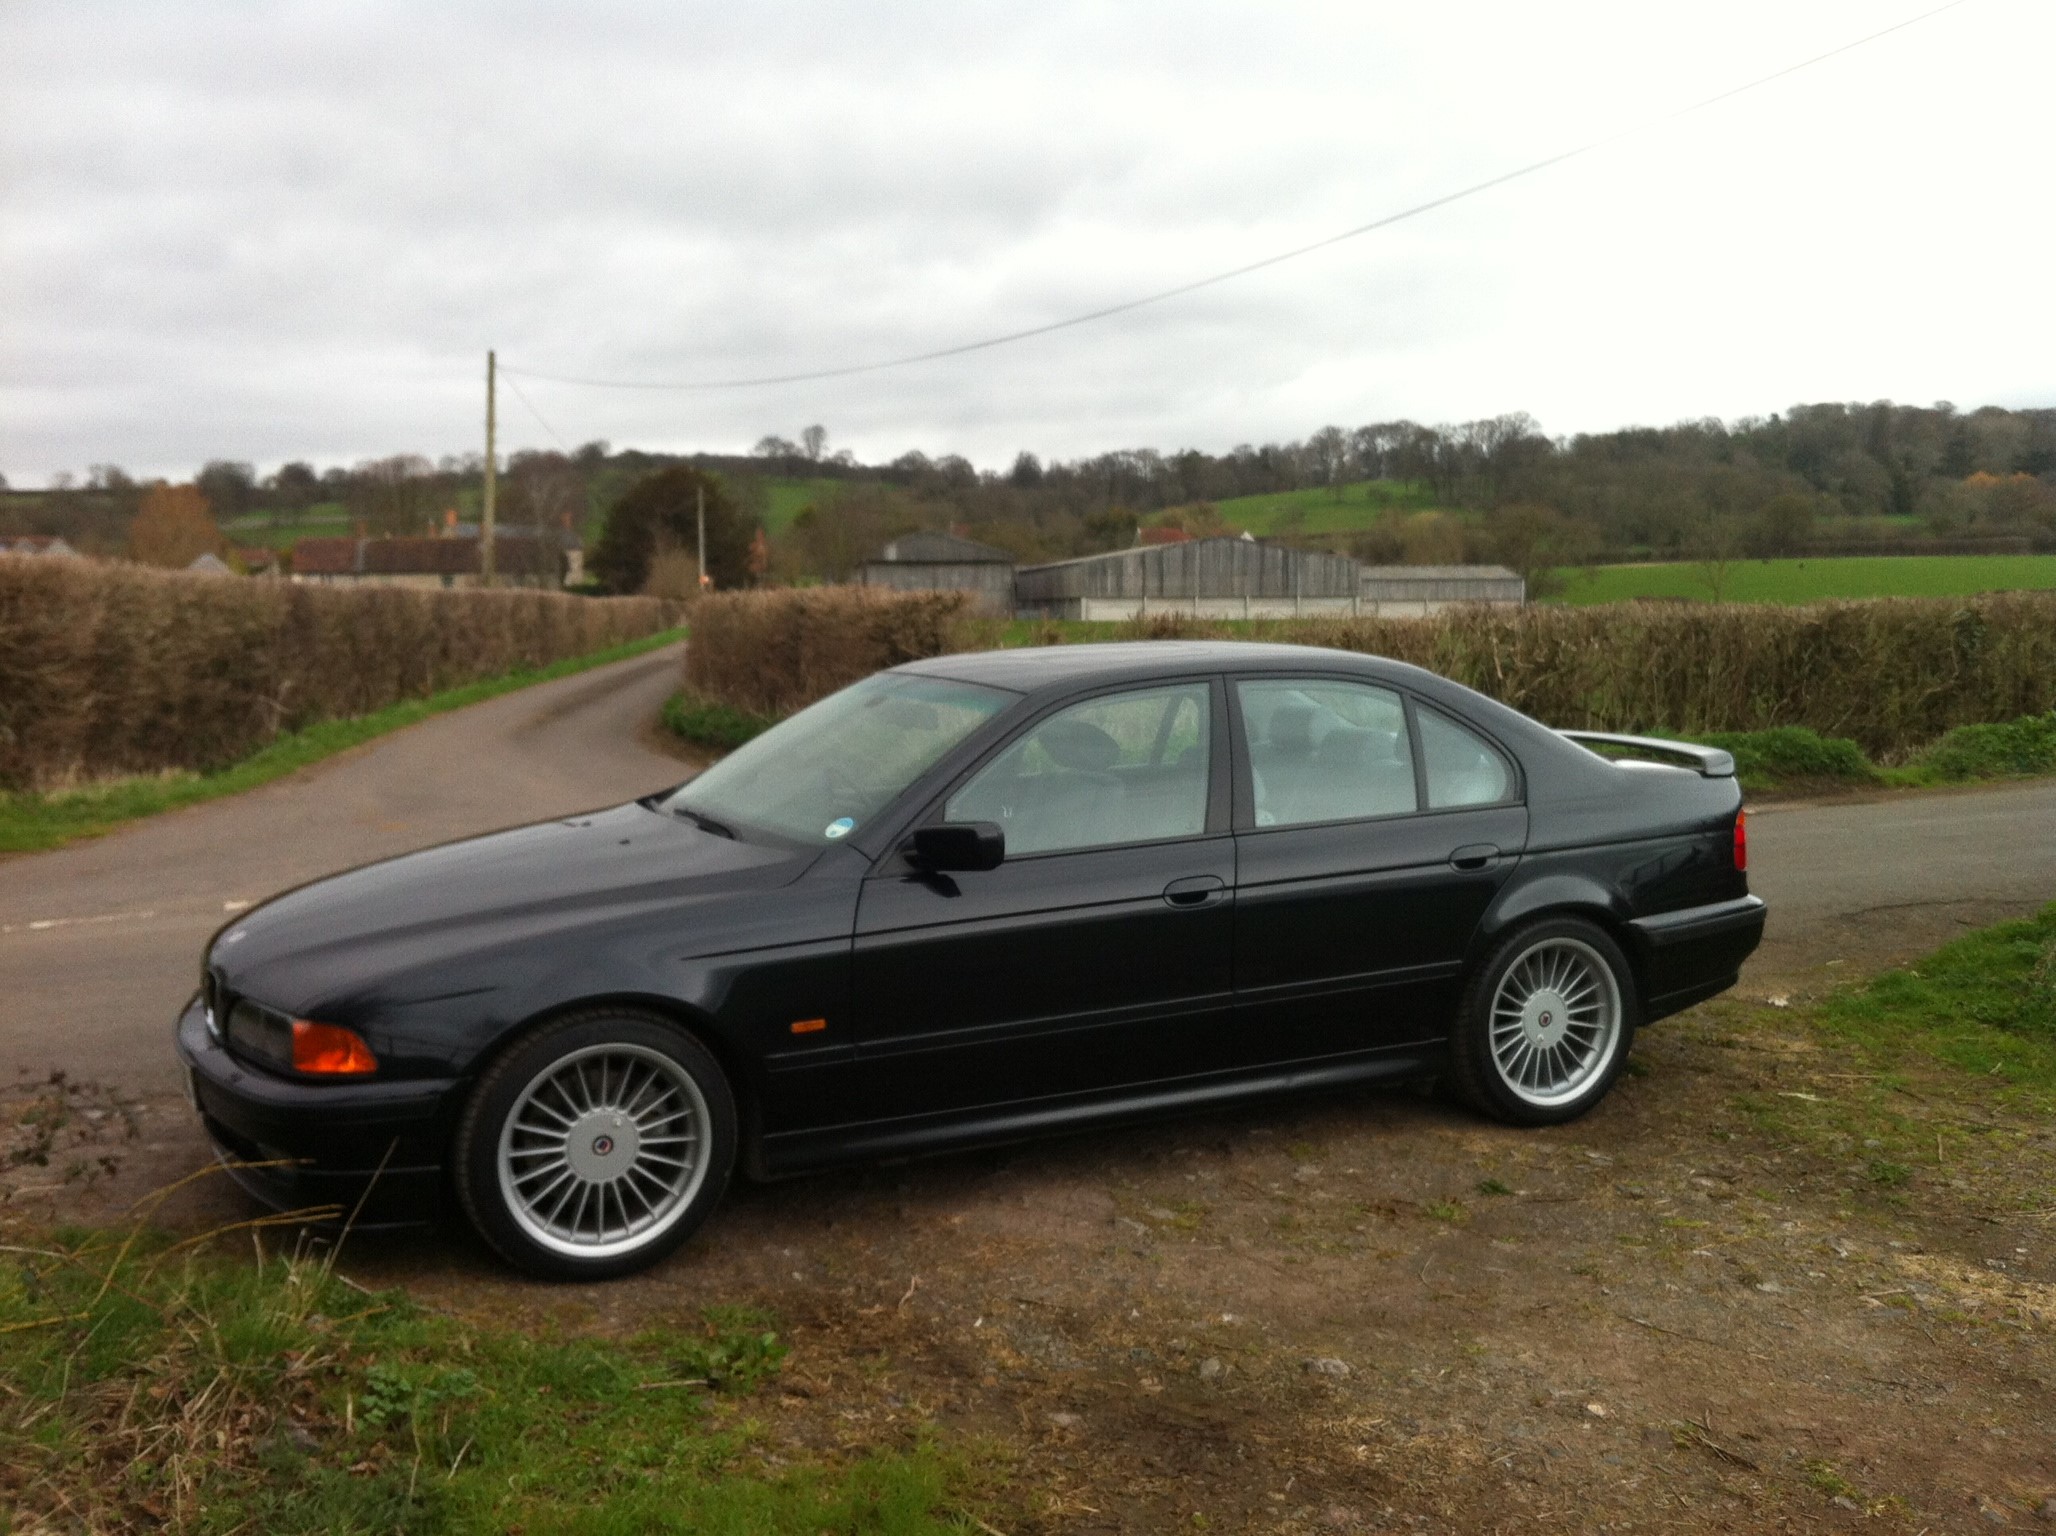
498,1044,710,1259
1450,918,1638,1126
456,1012,736,1280
1487,937,1621,1108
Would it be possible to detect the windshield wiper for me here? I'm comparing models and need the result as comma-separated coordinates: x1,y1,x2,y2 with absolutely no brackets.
669,805,737,839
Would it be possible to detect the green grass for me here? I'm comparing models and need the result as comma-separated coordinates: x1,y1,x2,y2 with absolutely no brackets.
0,1229,995,1533
759,478,854,537
0,629,685,856
1658,715,2056,796
661,690,778,752
1554,554,2056,606
223,502,355,551
1817,902,2056,1102
1206,479,1442,538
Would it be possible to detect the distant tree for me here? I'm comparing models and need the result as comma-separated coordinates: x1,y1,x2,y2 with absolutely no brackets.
1305,426,1350,497
347,455,441,536
1747,492,1817,556
590,466,749,593
196,460,257,521
800,425,828,462
128,482,226,567
753,435,800,467
266,461,321,516
783,483,919,583
1691,523,1745,602
1009,451,1044,489
1486,502,1588,597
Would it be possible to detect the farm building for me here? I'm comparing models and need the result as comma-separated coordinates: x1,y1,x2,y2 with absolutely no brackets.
0,534,80,559
856,530,1016,616
1358,565,1526,616
1014,536,1361,620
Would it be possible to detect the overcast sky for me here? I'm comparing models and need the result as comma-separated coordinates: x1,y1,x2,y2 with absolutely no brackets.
1,0,2048,486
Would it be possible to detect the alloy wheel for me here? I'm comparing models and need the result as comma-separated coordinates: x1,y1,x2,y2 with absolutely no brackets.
496,1043,711,1260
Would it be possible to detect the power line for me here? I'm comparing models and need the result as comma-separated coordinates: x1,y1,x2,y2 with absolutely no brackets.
501,0,1975,394
499,370,573,452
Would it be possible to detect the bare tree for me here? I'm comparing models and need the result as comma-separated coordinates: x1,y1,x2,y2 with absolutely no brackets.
800,425,828,462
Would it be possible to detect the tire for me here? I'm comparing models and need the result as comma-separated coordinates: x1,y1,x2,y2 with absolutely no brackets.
1448,917,1639,1127
453,1009,737,1280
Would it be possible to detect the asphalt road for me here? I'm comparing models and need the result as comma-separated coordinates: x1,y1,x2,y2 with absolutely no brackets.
3,646,2052,1100
1,642,691,1094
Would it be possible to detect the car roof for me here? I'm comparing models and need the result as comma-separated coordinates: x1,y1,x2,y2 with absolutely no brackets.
898,640,1408,694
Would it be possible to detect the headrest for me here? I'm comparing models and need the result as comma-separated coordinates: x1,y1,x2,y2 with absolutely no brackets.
1267,703,1318,756
1039,718,1121,772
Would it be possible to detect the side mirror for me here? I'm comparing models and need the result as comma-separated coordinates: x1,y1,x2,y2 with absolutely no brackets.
905,821,1005,873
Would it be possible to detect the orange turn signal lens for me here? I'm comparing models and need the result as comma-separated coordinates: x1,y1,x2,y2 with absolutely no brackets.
790,1018,827,1035
291,1019,378,1075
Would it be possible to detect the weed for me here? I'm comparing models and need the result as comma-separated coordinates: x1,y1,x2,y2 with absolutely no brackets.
661,689,777,752
1865,1158,1913,1188
1475,1178,1513,1197
672,1306,791,1394
1424,1200,1469,1223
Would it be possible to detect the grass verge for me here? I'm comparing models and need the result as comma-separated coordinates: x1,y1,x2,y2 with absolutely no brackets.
661,690,779,752
0,628,685,856
0,1214,996,1533
1677,713,2056,796
1724,902,2056,1220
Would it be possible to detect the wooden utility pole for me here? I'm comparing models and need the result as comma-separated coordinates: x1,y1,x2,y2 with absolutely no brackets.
481,349,498,586
696,482,709,591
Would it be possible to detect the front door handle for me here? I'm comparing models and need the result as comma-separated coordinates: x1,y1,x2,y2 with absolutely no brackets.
1449,843,1501,871
1162,875,1227,909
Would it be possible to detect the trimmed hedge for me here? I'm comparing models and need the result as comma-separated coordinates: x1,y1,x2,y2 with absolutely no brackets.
0,559,675,789
682,586,973,718
681,586,2056,761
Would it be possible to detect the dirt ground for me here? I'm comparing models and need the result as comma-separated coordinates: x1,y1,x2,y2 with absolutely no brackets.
7,919,2053,1534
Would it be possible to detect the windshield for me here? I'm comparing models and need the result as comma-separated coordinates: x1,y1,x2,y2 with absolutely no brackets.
661,672,1013,846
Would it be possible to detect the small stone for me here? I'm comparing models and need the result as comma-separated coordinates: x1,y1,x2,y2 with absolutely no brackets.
1584,1401,1609,1418
1641,1425,1672,1448
1319,1506,1357,1531
1047,1411,1082,1431
1306,1357,1352,1378
1754,1281,1784,1294
2034,1495,2056,1522
1832,1495,1860,1511
1197,1357,1225,1380
1980,1503,2008,1526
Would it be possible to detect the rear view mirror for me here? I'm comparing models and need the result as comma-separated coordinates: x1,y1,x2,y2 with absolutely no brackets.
906,821,1005,873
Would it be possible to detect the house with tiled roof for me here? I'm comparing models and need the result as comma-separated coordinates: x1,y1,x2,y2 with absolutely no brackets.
289,533,568,588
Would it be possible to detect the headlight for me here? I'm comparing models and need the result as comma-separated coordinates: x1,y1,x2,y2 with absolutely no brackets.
227,1000,378,1077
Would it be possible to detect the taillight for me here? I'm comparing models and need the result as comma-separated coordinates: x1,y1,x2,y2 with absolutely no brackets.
1732,809,1748,872
292,1019,378,1075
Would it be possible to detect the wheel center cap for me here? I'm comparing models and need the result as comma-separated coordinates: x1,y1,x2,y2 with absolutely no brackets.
1522,990,1570,1047
565,1112,640,1181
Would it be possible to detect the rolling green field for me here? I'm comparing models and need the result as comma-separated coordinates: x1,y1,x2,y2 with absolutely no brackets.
758,476,850,535
1554,554,2056,605
1206,479,1441,536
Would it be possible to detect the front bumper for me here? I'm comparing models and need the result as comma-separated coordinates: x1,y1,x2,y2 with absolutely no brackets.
1628,894,1767,1021
174,996,460,1229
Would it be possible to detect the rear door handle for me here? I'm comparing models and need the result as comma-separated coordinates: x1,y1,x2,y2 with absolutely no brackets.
1449,843,1501,871
1162,875,1227,908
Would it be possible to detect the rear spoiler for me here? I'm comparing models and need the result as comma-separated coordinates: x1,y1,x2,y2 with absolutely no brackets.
1558,731,1736,779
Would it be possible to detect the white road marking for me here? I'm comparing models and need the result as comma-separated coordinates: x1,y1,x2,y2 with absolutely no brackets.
4,909,159,936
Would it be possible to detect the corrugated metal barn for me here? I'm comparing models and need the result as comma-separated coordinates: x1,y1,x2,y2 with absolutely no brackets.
1015,536,1362,620
856,531,1017,616
1357,565,1526,616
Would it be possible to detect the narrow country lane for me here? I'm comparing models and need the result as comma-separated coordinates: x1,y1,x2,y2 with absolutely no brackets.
0,642,689,1094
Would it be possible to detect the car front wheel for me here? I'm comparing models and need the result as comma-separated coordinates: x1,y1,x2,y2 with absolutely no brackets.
453,1010,736,1280
1449,918,1638,1126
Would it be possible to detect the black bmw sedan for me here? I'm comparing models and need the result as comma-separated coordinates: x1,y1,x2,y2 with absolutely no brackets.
177,641,1764,1279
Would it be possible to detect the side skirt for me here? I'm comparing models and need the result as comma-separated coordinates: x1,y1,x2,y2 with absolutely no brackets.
749,1043,1447,1180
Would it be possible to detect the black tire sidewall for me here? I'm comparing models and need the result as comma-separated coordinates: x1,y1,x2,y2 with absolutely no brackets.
454,1011,737,1281
1451,917,1640,1127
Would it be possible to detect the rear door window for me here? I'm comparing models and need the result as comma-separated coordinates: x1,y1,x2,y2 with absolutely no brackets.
1236,679,1417,828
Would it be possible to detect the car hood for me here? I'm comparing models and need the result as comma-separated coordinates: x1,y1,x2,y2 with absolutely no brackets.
208,801,816,1016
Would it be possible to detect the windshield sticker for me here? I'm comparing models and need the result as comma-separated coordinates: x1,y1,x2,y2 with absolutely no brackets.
824,817,855,840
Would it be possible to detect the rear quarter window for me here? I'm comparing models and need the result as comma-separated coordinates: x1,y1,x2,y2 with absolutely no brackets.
1418,707,1515,808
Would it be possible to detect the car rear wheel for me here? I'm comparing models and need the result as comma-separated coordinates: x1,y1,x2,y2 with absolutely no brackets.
1449,918,1638,1126
454,1010,736,1280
